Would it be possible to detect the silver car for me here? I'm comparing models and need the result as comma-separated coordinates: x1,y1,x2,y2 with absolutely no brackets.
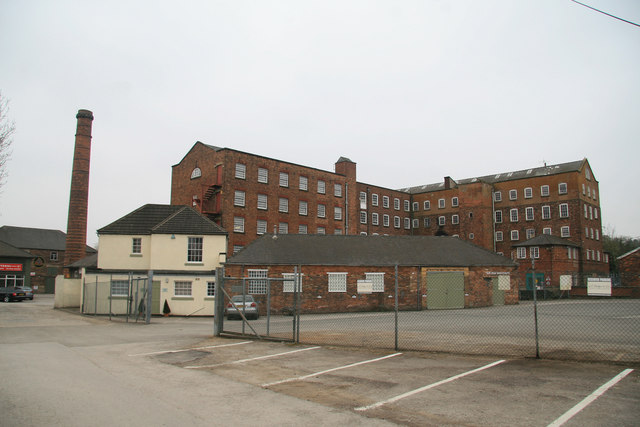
226,295,259,320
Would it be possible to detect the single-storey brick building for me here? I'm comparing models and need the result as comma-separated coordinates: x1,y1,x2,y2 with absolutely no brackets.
224,234,517,314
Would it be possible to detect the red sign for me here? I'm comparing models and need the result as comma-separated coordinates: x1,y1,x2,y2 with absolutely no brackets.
0,263,23,272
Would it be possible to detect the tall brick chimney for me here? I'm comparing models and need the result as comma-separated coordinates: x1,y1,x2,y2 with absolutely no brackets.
63,109,94,277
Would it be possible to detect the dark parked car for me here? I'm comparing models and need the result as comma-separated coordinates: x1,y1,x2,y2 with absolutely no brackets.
0,287,28,302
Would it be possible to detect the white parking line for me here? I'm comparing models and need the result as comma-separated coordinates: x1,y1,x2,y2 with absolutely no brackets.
262,352,403,387
128,341,252,357
354,359,506,411
184,346,321,369
547,368,634,427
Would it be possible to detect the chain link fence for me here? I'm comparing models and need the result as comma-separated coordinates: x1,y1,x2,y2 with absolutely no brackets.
82,274,151,322
216,267,639,364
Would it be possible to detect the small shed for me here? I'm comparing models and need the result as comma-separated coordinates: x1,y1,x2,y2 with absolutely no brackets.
225,234,517,314
617,247,640,292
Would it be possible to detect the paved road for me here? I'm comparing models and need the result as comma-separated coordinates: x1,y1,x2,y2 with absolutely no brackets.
0,296,392,427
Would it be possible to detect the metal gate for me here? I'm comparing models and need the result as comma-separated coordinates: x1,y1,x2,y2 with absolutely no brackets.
82,274,155,322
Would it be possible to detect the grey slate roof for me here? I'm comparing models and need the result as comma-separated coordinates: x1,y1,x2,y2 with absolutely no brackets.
0,240,35,259
98,204,227,236
67,252,98,268
226,234,516,267
0,226,96,252
400,159,587,194
512,234,581,248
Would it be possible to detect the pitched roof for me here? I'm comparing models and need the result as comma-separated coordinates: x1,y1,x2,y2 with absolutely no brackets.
617,246,640,260
97,204,227,236
226,234,516,267
400,159,587,194
0,240,35,259
0,226,96,252
67,252,98,268
512,234,581,248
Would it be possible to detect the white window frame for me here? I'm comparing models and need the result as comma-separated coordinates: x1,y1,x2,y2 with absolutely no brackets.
234,190,246,207
207,281,215,297
299,176,308,191
233,216,245,233
526,228,535,239
235,163,246,179
394,198,401,210
559,203,569,218
111,280,129,296
404,200,410,212
543,227,552,235
278,222,288,234
317,180,325,194
525,207,534,221
328,272,347,293
524,187,533,199
542,205,551,220
452,214,459,225
452,197,459,207
424,200,431,210
494,191,502,202
495,231,503,242
383,214,390,227
438,216,445,226
248,269,268,294
509,189,517,201
383,196,390,208
187,237,203,263
298,224,308,234
517,247,526,259
510,208,518,223
279,172,289,187
412,202,419,212
334,206,342,220
317,204,326,218
558,182,567,195
511,230,519,241
541,185,550,197
257,220,267,235
279,197,288,213
360,211,367,224
372,212,379,225
257,194,268,210
282,273,302,293
530,247,540,259
412,218,419,228
132,237,142,255
365,272,385,292
394,216,401,228
438,198,445,209
174,281,192,297
258,167,268,184
334,184,342,197
299,201,308,216
495,210,503,223
561,226,570,237
371,193,379,206
404,218,411,229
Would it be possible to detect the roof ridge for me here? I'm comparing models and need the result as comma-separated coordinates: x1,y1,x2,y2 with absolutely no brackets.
150,206,188,232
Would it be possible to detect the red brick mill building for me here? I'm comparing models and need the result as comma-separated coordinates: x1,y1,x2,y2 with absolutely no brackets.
171,143,608,294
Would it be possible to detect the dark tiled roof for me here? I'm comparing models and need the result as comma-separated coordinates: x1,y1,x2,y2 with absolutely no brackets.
0,240,35,258
400,159,587,194
67,252,98,268
98,204,227,236
512,234,581,248
227,234,516,267
0,226,96,252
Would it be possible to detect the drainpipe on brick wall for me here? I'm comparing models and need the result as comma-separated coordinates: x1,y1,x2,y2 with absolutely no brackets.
492,188,496,253
345,183,349,235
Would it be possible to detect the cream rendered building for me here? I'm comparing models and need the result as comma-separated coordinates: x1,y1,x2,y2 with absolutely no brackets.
81,204,227,316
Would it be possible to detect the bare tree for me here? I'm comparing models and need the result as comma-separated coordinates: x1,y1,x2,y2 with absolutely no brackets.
0,92,15,191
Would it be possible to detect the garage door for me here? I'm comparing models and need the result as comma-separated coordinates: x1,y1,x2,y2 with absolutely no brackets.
426,271,464,309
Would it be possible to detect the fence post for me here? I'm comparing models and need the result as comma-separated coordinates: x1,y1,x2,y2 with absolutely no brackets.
296,264,301,343
532,259,540,359
395,264,399,351
146,270,153,324
293,266,297,343
267,275,271,337
214,268,224,336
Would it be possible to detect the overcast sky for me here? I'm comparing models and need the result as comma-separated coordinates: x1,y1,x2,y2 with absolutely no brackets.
1,0,639,247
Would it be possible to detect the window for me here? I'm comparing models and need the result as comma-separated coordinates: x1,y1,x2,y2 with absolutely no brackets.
371,193,379,206
299,176,308,191
394,216,401,228
582,183,586,195
452,197,459,207
233,216,245,233
404,200,410,212
334,206,342,220
412,219,419,228
235,163,246,179
298,224,308,234
207,282,215,297
511,230,519,241
543,227,552,235
541,185,550,197
509,189,517,200
424,217,431,227
438,198,445,209
517,247,527,259
587,187,591,198
334,184,342,197
299,201,308,216
525,207,534,221
383,196,390,208
590,228,594,239
190,167,202,180
372,212,379,225
278,222,288,234
524,187,533,199
542,205,551,220
174,281,192,296
360,211,367,224
383,214,390,227
257,220,267,235
317,226,325,235
558,183,567,194
494,191,502,202
589,206,593,220
234,190,246,207
50,251,59,261
594,208,598,219
233,245,244,254
452,214,459,225
584,204,588,218
592,188,597,200
568,247,573,259
595,229,600,240
317,204,326,218
526,228,535,239
111,280,129,296
365,272,385,292
495,231,503,242
257,194,268,210
328,272,347,292
282,273,302,293
495,210,503,223
248,269,267,294
404,218,411,229
317,180,325,194
559,203,569,218
279,172,289,187
438,216,446,226
258,167,268,183
561,226,570,237
360,192,367,207
424,201,431,210
187,237,203,262
412,202,419,212
279,197,288,213
530,247,540,259
586,168,591,180
394,198,401,210
510,208,518,222
132,238,142,254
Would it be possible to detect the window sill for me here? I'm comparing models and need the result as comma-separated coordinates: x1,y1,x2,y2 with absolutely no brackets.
185,262,204,266
130,253,143,257
171,297,194,301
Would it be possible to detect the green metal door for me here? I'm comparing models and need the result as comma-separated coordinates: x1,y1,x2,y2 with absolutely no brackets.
151,280,161,315
45,268,57,293
492,277,505,306
426,271,464,309
526,273,545,290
